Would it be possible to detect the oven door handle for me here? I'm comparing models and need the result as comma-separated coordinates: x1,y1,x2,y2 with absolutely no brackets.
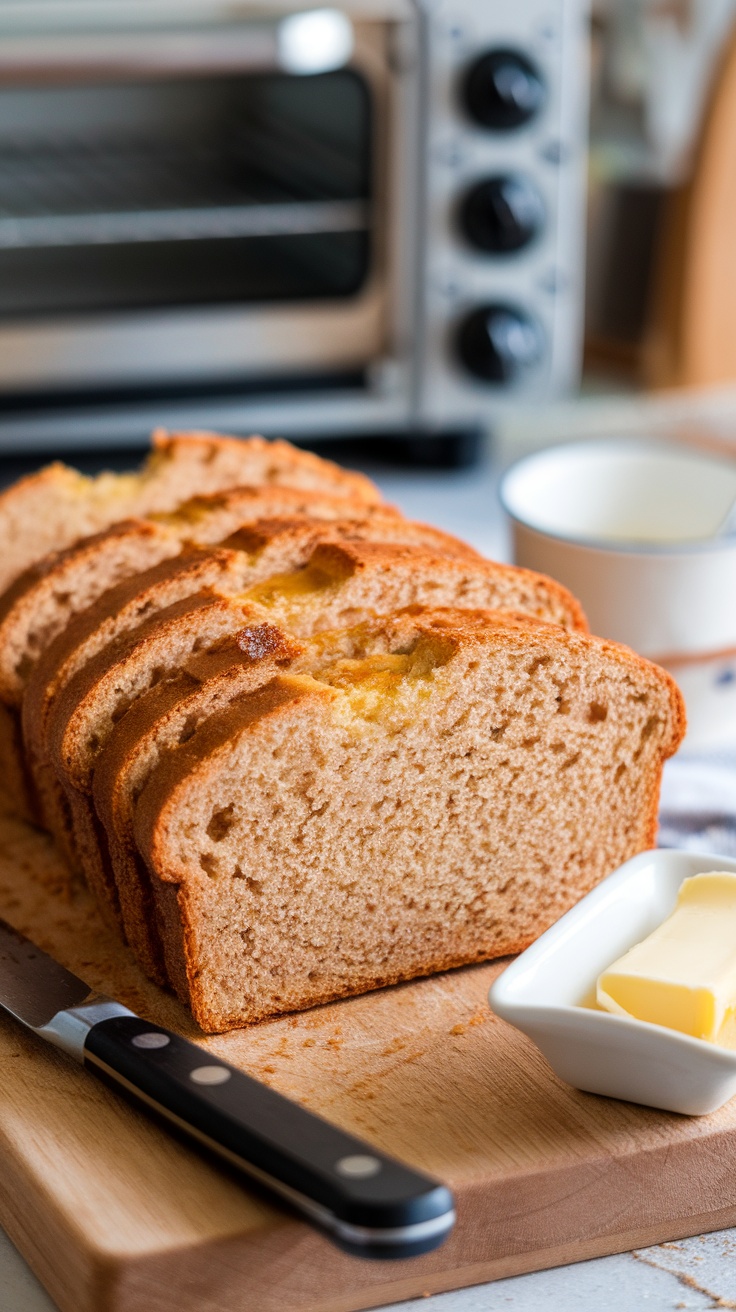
0,13,355,81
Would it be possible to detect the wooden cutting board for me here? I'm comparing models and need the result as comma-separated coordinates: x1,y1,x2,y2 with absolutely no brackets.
3,809,736,1312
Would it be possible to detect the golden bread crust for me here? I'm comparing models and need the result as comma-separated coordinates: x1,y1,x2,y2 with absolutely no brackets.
221,513,480,561
150,429,382,505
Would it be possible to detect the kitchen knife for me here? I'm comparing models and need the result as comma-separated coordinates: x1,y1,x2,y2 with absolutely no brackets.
0,918,455,1258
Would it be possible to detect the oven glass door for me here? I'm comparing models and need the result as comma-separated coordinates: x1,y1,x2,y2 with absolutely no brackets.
0,70,372,318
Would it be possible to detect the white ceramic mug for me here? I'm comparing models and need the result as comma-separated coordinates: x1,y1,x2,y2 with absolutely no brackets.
500,437,736,750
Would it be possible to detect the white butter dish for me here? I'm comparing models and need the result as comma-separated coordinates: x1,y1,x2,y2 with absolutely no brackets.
489,850,736,1116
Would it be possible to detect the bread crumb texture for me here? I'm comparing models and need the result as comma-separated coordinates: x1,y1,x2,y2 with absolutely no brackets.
136,615,683,1031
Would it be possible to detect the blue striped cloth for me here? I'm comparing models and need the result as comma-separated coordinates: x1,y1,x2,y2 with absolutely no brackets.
659,752,736,856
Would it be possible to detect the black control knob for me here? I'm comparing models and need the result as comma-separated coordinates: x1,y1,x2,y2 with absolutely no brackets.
457,305,543,383
461,175,545,254
464,50,545,130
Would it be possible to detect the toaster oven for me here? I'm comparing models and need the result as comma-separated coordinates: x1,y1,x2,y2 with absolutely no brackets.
0,1,589,458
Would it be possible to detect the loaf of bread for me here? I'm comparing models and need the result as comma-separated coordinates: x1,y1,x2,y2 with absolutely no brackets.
0,430,686,1035
129,609,684,1031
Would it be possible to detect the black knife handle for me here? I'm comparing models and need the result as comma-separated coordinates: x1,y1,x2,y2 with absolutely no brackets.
83,1014,454,1258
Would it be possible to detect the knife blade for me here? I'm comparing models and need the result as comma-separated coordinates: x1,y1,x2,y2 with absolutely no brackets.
0,918,455,1257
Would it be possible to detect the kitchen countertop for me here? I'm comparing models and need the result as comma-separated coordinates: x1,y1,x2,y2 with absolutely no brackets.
4,424,736,1312
4,1223,736,1312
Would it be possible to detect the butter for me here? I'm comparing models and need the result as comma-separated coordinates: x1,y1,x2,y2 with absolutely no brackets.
596,872,736,1041
244,564,338,607
318,652,413,693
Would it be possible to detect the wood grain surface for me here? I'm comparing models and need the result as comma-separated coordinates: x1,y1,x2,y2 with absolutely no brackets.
2,808,736,1312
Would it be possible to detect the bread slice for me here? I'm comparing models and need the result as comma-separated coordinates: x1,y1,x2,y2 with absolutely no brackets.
21,513,478,837
241,540,586,635
47,543,587,926
143,430,380,504
0,430,381,597
150,481,397,546
129,609,685,1031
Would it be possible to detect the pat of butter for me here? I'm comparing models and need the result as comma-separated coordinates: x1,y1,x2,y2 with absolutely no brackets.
596,872,736,1041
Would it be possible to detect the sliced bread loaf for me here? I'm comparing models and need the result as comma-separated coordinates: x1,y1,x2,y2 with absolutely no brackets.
47,543,586,925
0,430,381,597
130,609,685,1031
